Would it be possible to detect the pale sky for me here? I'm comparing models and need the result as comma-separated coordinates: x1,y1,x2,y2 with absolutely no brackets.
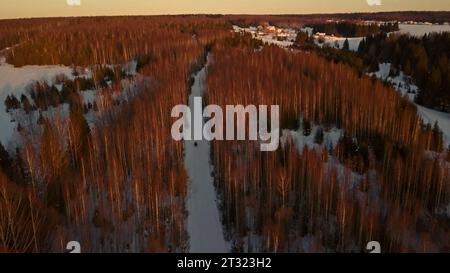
1,0,450,19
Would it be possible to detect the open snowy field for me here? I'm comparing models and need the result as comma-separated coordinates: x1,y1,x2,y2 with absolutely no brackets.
0,61,74,147
397,23,450,36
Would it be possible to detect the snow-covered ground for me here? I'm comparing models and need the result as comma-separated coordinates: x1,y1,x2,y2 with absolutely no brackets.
185,56,229,253
233,25,297,48
81,89,96,105
280,121,368,252
313,35,363,51
417,106,450,144
281,123,366,187
370,63,418,101
280,124,342,154
123,60,138,76
233,24,364,51
311,23,450,50
396,23,450,37
371,63,450,145
0,62,74,147
234,22,450,54
0,56,141,145
289,24,364,51
307,22,450,51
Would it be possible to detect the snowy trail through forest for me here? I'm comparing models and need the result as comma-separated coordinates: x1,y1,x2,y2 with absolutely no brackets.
185,55,229,253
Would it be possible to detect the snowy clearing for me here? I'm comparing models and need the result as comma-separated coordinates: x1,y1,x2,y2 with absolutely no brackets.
280,124,342,154
0,62,74,147
370,63,418,101
313,35,363,51
396,23,450,37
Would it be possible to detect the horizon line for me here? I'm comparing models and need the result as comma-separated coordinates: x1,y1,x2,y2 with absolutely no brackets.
1,10,450,21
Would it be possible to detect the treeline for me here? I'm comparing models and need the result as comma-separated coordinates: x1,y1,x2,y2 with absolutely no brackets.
206,43,449,252
0,16,231,252
358,32,450,112
293,31,366,73
0,19,39,50
3,16,230,67
307,21,399,37
226,12,450,29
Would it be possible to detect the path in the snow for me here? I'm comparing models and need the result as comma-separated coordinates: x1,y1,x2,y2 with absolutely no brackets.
185,55,229,253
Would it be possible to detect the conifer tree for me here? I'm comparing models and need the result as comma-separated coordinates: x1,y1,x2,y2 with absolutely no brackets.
343,38,349,51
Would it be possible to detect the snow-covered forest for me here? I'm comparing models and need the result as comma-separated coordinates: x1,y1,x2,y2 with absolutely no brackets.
0,14,449,253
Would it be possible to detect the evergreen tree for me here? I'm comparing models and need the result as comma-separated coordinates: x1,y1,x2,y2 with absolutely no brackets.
357,38,366,53
0,142,13,179
314,127,324,144
20,94,32,114
37,112,45,125
4,95,21,111
413,45,428,85
302,119,312,136
294,31,311,47
49,85,61,107
343,38,349,51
